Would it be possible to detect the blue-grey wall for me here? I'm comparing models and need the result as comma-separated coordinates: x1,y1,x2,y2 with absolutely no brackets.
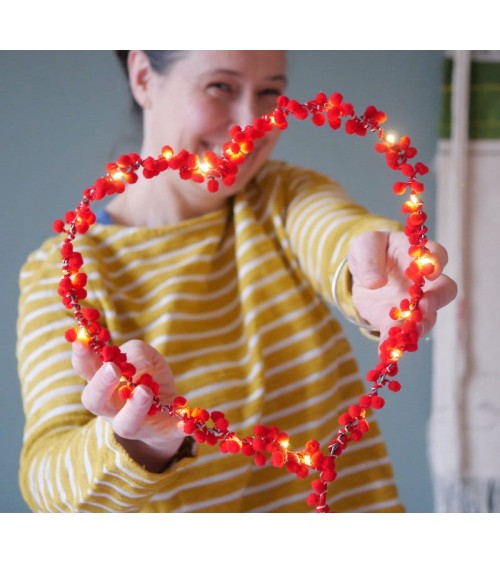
0,51,444,512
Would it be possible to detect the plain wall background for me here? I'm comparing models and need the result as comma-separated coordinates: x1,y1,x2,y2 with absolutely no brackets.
0,50,444,512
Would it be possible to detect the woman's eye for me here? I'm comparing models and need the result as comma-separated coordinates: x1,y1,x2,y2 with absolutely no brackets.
259,88,282,97
207,82,234,94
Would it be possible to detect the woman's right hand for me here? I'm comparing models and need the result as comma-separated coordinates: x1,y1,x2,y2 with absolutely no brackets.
72,339,187,472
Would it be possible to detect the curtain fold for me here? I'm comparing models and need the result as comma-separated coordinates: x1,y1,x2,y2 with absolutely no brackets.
429,50,500,512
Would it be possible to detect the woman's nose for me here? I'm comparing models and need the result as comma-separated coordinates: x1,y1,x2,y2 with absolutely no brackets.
231,94,259,129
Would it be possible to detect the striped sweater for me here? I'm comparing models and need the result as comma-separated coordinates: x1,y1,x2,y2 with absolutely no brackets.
17,161,403,512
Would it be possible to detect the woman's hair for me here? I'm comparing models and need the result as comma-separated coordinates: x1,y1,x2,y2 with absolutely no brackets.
115,51,186,115
115,51,186,78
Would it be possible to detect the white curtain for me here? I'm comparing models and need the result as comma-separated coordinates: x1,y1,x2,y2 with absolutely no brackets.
429,50,500,512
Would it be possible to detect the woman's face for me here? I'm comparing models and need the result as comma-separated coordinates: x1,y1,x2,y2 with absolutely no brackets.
138,50,287,197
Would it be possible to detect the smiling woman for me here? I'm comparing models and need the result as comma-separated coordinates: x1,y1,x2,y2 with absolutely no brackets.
13,50,455,513
106,51,288,226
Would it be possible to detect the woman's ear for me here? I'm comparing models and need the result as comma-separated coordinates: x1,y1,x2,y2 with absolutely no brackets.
127,50,153,110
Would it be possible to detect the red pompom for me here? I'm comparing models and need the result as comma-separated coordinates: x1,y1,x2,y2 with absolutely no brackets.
206,433,218,447
65,211,76,224
393,181,407,195
101,345,120,362
345,119,358,134
312,113,326,126
371,395,385,409
312,479,326,494
147,403,160,416
118,385,132,400
401,163,415,177
207,179,219,193
350,429,363,441
81,307,100,321
53,219,65,233
173,396,187,407
315,92,328,105
183,419,196,435
254,452,267,466
242,444,255,456
194,429,206,444
321,468,337,482
388,381,402,392
271,450,286,468
348,404,363,418
330,92,343,106
415,162,429,176
305,439,320,454
359,395,372,408
338,413,353,427
306,493,320,507
64,328,77,342
276,95,289,107
358,419,370,433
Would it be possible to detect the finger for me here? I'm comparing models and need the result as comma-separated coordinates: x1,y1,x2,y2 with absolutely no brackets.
72,341,102,382
423,241,449,281
120,340,176,397
419,274,458,318
348,231,390,289
81,362,121,416
112,385,153,439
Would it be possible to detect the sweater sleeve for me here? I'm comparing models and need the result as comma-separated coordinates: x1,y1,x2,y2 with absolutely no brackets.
281,165,403,322
16,237,192,512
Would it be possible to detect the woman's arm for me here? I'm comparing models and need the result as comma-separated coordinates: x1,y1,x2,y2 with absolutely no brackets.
17,239,192,512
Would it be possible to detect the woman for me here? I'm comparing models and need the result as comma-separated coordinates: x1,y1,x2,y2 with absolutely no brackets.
17,51,456,512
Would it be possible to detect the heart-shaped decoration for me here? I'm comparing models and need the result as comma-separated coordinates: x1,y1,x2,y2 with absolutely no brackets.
54,92,431,512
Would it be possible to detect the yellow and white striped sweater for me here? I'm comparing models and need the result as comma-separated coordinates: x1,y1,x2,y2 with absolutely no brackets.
17,161,403,512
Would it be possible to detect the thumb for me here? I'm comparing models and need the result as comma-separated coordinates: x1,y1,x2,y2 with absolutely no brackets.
348,231,390,289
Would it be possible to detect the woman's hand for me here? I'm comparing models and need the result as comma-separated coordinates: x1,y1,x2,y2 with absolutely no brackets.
348,231,458,343
72,339,187,472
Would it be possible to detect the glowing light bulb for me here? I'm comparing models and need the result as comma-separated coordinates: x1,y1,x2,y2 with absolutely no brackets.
385,131,398,145
111,170,124,181
303,454,312,467
162,147,173,160
390,349,402,362
279,438,290,450
199,161,211,174
76,326,91,345
415,255,436,275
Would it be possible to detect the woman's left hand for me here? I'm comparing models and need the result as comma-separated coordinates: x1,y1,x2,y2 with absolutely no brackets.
348,231,458,343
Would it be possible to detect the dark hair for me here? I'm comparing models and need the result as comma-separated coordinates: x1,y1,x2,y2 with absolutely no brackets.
115,51,187,114
115,51,186,78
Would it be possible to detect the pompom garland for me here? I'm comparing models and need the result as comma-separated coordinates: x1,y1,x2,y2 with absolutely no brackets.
54,91,432,512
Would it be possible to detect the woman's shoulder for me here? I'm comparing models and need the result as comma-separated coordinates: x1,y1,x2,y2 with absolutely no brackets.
249,160,348,211
254,160,336,186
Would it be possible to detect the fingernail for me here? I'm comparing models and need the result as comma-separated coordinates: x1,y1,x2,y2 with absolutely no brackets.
72,341,88,355
101,362,120,383
132,385,152,407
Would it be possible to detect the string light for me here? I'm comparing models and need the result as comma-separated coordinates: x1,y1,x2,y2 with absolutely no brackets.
76,327,91,345
53,91,431,512
385,131,398,145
